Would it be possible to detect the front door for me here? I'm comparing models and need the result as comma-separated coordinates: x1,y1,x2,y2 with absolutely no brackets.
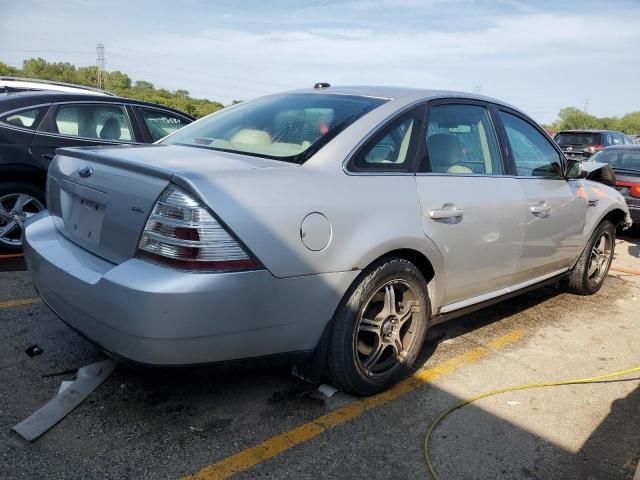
497,110,587,283
416,102,525,310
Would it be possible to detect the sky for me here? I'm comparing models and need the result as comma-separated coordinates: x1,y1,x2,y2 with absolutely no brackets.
1,0,639,123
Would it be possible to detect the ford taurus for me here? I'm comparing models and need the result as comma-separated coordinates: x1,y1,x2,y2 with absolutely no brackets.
23,85,632,395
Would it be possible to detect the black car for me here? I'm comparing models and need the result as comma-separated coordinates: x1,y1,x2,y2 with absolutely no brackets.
0,91,194,250
554,129,633,161
588,145,640,226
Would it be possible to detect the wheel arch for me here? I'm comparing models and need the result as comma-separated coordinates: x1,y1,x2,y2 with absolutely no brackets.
0,164,47,192
602,207,629,229
297,244,445,382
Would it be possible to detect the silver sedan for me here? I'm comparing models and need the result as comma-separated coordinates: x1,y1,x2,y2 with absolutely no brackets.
24,85,631,395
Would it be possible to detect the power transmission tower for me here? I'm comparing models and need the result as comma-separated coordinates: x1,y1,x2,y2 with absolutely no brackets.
583,97,590,113
96,44,106,90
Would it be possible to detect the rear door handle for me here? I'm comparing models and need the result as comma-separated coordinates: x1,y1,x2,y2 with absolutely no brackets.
429,205,464,221
529,202,551,217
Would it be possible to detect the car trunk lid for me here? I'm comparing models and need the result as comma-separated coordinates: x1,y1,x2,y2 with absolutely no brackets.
47,144,289,264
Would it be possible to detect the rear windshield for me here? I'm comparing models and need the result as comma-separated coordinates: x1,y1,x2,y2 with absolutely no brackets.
590,149,640,172
162,93,387,163
554,133,601,146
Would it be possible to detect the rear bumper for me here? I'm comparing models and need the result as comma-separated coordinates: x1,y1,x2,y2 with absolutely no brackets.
24,213,357,365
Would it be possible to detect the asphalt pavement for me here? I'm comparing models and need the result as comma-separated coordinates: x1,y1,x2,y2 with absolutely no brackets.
0,234,639,480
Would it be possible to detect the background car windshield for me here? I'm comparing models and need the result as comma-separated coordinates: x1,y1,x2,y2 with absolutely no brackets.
555,133,601,146
591,149,640,171
162,93,386,163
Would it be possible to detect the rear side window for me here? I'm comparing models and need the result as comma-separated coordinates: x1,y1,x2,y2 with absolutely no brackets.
611,134,625,145
49,104,133,141
500,112,563,178
424,104,503,175
138,108,190,142
349,110,418,172
1,108,44,129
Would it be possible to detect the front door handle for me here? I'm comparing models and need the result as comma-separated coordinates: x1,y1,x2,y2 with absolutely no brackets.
529,202,551,217
429,204,464,221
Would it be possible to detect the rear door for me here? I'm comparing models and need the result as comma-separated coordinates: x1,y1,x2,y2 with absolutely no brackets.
415,100,526,310
30,102,137,169
497,109,587,283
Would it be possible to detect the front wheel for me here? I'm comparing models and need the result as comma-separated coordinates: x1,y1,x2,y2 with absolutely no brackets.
328,258,430,396
564,220,615,295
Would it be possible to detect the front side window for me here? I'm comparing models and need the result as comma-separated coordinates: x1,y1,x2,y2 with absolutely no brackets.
1,108,44,129
500,111,563,178
49,104,133,141
162,93,386,163
139,108,190,142
424,104,502,175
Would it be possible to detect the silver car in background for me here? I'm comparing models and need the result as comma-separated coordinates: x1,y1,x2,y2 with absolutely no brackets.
24,85,631,395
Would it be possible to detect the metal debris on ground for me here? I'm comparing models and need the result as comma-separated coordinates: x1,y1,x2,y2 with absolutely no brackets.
318,383,339,398
12,359,118,441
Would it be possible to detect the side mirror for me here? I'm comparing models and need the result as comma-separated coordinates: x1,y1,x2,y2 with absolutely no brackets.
565,159,588,179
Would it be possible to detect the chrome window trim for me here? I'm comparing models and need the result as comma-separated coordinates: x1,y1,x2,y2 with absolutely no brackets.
414,172,568,180
342,99,425,176
134,104,193,123
37,101,137,144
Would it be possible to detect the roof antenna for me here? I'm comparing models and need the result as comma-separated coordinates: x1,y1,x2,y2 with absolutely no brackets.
314,82,331,89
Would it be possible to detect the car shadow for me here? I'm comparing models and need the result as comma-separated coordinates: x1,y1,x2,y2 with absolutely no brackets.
618,233,639,258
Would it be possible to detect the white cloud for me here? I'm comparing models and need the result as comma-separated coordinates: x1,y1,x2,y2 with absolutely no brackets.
2,1,639,122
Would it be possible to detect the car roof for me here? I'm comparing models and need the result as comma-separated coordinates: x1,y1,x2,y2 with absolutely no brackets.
557,129,624,134
0,76,113,95
0,90,194,119
602,144,640,150
287,85,521,109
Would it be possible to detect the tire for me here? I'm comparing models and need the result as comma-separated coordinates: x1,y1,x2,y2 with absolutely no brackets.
0,182,46,252
328,257,430,396
564,220,615,295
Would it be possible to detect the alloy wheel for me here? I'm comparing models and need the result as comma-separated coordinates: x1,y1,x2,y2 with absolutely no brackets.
0,193,45,247
355,280,421,377
587,231,613,285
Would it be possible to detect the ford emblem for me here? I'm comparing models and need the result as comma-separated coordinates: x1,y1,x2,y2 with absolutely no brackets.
78,165,93,178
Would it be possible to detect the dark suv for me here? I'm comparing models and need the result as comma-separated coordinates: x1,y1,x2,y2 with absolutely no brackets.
0,91,194,250
554,129,633,161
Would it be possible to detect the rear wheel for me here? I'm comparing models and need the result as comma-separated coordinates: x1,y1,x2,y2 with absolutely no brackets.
0,182,46,252
564,220,615,295
328,258,430,396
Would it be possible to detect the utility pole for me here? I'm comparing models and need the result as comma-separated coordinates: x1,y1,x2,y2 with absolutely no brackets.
583,97,590,113
96,44,106,90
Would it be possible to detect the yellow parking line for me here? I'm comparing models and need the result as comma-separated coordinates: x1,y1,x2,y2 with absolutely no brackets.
0,298,40,309
182,329,524,480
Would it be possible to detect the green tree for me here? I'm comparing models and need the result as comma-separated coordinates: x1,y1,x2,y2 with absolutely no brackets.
3,57,233,118
552,107,600,131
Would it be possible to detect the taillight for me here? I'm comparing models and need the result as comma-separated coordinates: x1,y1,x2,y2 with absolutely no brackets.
586,144,604,154
617,181,640,198
137,185,261,272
